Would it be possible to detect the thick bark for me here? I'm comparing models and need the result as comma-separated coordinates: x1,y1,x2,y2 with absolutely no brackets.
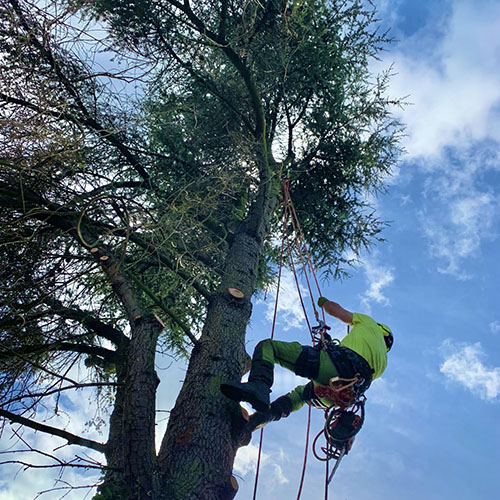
116,314,163,499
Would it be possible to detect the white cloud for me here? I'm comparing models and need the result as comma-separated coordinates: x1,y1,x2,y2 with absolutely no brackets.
271,464,289,485
384,0,500,158
258,269,308,331
234,442,267,477
418,153,499,278
380,0,500,280
440,340,500,400
359,257,394,310
234,441,289,488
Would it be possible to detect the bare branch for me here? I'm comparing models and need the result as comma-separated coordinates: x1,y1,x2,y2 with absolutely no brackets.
0,409,106,453
3,382,120,406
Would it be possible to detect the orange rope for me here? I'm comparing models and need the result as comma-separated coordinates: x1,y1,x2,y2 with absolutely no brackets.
252,178,333,500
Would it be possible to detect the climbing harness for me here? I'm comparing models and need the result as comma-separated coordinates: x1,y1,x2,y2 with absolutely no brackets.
252,177,368,500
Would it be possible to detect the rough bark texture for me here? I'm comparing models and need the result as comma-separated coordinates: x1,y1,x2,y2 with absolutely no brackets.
122,314,163,498
105,352,126,466
157,228,270,500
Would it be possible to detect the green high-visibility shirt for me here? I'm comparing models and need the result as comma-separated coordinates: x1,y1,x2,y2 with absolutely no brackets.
340,312,388,379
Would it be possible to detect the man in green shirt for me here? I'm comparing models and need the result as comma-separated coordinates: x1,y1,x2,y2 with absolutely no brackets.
221,297,393,427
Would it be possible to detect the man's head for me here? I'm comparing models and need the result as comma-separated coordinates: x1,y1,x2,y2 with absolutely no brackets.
377,322,394,352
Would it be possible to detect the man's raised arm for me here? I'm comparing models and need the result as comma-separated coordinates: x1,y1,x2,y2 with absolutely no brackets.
318,297,353,325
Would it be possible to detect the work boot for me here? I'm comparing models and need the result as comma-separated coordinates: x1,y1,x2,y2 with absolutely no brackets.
221,360,273,412
220,380,270,412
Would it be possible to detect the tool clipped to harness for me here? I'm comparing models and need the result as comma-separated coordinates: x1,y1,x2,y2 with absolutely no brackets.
312,397,365,485
324,398,365,458
311,319,332,344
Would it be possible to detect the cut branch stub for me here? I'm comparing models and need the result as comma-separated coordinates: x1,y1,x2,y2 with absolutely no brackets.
227,287,245,299
230,476,239,492
240,406,249,422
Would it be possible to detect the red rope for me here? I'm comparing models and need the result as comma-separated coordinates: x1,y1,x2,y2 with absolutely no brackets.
283,181,327,329
325,439,330,500
252,427,265,500
270,203,289,341
252,178,334,500
295,404,312,500
252,195,290,500
285,218,313,336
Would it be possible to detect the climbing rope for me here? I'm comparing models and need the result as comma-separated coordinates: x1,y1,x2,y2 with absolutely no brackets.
251,193,289,500
252,177,358,500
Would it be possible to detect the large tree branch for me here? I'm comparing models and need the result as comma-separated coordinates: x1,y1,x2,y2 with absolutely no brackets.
3,382,119,406
0,182,143,321
41,298,129,347
126,232,212,300
0,89,150,184
0,408,106,453
0,181,213,302
129,274,198,345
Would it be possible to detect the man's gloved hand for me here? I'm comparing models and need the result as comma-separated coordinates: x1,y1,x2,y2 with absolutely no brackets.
249,395,293,430
317,296,329,308
248,409,273,430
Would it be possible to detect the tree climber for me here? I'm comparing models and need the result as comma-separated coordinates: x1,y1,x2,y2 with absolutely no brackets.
221,297,393,429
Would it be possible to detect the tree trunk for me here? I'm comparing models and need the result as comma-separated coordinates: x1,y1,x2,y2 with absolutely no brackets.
102,355,126,493
121,314,163,499
157,228,267,500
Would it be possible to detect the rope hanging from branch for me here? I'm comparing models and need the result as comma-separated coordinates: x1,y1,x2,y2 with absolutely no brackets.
251,177,348,500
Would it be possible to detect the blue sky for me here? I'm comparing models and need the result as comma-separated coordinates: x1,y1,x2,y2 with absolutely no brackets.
2,0,500,498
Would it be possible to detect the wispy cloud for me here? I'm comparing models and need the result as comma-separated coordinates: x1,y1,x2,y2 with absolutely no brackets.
489,321,500,334
234,442,289,486
234,443,267,477
359,256,394,310
258,269,308,331
271,464,289,485
440,340,500,400
375,1,500,279
418,151,499,278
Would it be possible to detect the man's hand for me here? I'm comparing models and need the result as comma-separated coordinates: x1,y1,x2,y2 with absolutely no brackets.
317,296,328,308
